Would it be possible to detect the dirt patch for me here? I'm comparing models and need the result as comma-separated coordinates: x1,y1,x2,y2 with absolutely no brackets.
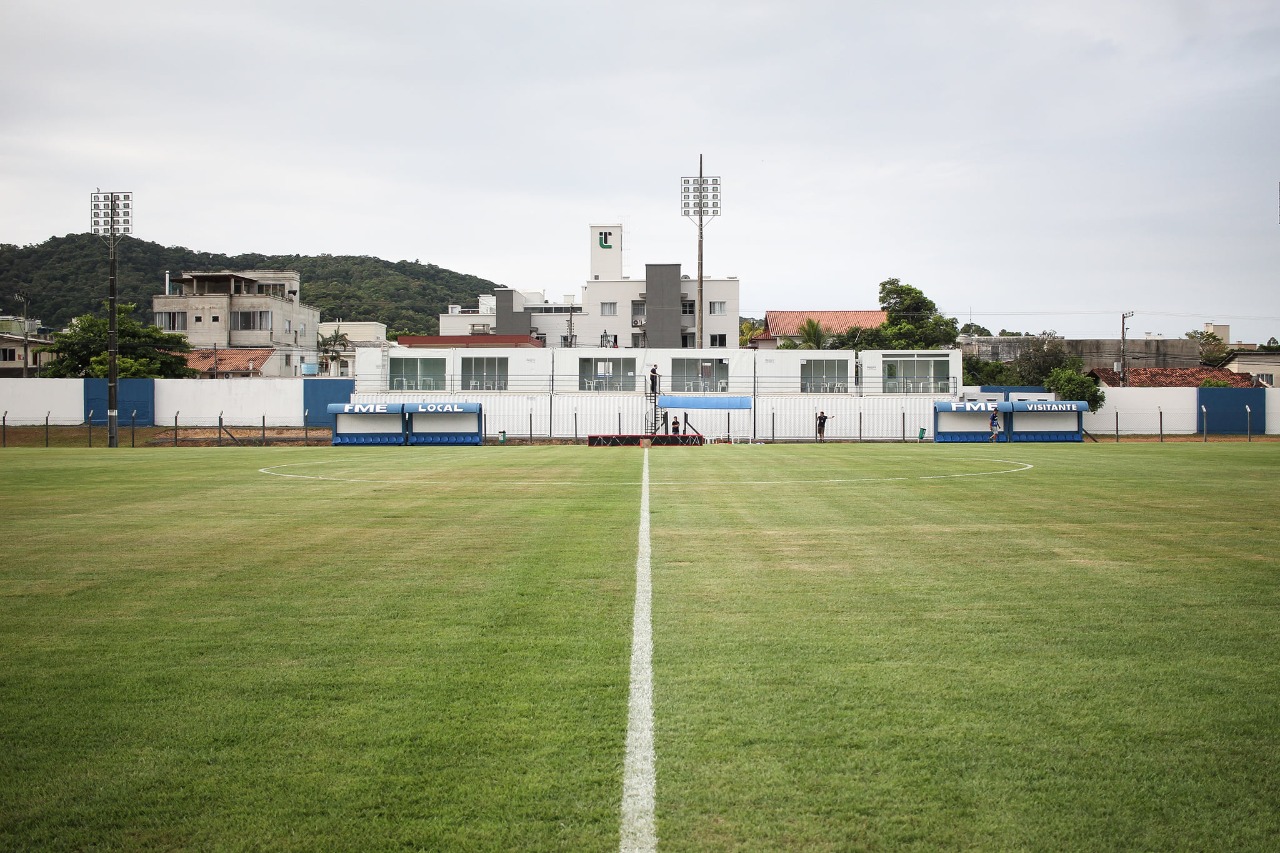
148,427,333,447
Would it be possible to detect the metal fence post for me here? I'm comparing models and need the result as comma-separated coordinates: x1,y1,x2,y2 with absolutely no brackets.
1158,407,1163,442
262,415,267,444
218,412,224,447
88,411,93,447
46,412,50,447
304,410,309,445
1115,411,1119,442
1201,405,1207,442
174,411,179,447
1246,405,1252,442
2,412,5,448
130,410,137,447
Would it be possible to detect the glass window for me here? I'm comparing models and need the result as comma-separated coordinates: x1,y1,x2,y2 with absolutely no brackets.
601,302,617,316
681,301,695,316
881,356,951,393
461,356,508,391
670,358,728,390
710,334,727,347
231,311,272,331
800,359,850,392
389,357,446,391
709,301,726,316
155,311,187,331
578,357,636,391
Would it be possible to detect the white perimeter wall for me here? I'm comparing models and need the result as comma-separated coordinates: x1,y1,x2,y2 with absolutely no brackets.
155,379,306,427
5,377,1278,437
0,379,85,425
1083,388,1201,435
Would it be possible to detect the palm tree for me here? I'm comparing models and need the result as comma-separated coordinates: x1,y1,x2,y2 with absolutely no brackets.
796,318,829,350
317,328,351,376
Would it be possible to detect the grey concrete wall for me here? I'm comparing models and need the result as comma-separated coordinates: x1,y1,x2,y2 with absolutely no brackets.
642,264,683,349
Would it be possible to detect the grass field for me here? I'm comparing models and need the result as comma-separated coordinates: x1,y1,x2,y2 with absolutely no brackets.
2,443,1277,851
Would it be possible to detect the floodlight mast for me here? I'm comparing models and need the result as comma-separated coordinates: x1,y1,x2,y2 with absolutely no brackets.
91,190,133,448
680,156,721,349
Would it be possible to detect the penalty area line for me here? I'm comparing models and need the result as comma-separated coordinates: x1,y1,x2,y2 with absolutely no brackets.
620,448,656,853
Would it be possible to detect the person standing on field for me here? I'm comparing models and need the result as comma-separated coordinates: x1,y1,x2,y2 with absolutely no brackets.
816,411,831,442
989,409,1000,442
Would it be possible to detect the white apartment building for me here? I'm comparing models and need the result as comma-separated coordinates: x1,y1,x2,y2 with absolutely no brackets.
439,224,740,349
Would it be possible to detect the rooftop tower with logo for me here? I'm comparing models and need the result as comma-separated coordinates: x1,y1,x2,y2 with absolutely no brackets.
589,223,623,281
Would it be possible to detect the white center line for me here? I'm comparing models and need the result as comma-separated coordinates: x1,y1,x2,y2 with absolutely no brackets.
620,448,656,853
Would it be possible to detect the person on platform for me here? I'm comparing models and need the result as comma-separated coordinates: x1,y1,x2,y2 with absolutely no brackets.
671,416,681,436
649,364,659,394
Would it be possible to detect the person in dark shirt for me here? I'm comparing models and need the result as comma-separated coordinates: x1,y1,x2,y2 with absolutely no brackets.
816,411,831,442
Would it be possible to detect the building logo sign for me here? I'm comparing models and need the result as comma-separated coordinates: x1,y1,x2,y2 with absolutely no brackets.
598,231,613,249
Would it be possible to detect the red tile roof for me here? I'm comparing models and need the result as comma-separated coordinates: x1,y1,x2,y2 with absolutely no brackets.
397,335,544,348
186,348,276,374
764,310,887,338
1089,366,1255,388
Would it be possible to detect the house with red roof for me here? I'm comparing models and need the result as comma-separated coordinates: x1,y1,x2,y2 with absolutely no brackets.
1088,366,1256,388
752,310,887,349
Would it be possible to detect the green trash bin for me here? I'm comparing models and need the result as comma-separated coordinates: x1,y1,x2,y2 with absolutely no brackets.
918,427,926,442
499,430,507,444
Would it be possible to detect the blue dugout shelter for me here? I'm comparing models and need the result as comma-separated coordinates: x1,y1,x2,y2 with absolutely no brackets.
934,400,1090,443
327,401,483,445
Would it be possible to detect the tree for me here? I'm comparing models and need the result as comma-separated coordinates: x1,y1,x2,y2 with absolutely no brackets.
795,318,830,350
1044,358,1105,411
1185,329,1229,364
963,353,1018,387
739,317,764,347
1009,334,1069,385
39,302,196,378
959,322,991,336
875,278,959,350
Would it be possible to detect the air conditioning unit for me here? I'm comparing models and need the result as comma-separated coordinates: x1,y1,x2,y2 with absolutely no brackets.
632,319,644,327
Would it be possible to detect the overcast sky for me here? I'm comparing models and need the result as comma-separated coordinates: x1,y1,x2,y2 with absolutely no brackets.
2,0,1278,343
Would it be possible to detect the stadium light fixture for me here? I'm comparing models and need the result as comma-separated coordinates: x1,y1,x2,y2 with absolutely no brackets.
90,190,134,448
680,157,721,349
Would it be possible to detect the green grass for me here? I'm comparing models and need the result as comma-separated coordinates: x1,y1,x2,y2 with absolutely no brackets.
2,444,1278,850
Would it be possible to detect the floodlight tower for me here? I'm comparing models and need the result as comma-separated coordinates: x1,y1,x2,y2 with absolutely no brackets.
90,190,134,448
680,157,722,349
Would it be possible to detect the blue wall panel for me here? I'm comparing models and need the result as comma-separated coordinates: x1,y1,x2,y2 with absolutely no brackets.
1197,387,1264,434
84,378,155,425
303,379,356,428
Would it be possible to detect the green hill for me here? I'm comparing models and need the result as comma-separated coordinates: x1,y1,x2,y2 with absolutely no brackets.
0,234,500,337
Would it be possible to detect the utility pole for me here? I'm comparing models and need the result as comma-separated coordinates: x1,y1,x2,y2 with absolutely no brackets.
91,190,134,448
1120,311,1134,386
15,290,31,378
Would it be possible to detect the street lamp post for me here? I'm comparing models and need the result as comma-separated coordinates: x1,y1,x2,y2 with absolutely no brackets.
680,157,722,349
91,190,134,448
